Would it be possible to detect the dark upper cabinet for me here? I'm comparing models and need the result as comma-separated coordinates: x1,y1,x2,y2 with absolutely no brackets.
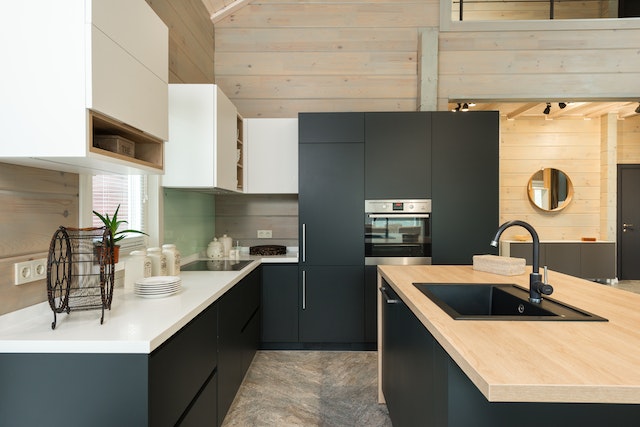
299,112,364,143
299,140,364,266
431,111,499,265
364,112,432,199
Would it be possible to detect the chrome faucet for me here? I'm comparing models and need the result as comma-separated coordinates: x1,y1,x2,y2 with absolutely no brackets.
490,220,553,304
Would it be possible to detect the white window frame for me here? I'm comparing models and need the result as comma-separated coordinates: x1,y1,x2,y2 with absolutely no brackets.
79,174,161,253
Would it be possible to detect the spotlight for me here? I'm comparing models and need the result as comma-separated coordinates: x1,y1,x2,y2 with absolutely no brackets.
461,103,469,112
543,103,551,115
559,102,567,109
468,102,476,107
452,103,461,112
635,102,640,114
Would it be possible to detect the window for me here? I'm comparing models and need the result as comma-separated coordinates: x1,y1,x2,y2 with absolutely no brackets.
92,175,148,251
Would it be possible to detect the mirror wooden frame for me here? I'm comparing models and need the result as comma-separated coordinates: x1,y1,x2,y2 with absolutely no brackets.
527,168,574,212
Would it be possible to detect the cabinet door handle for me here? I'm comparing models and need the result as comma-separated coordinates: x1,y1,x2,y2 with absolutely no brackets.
302,270,306,310
302,223,306,263
379,287,399,304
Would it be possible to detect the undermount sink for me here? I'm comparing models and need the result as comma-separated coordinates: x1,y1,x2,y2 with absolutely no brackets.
414,283,607,321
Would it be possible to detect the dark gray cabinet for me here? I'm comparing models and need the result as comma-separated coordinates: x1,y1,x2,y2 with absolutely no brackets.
261,264,299,343
364,112,432,199
150,303,218,426
299,266,364,343
431,111,500,265
381,282,437,427
298,139,364,265
217,267,261,426
298,112,366,346
505,241,616,279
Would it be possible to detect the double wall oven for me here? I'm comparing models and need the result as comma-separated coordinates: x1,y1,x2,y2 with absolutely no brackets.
365,199,432,266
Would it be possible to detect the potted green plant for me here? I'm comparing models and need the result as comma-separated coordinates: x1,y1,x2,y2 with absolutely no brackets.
93,204,148,263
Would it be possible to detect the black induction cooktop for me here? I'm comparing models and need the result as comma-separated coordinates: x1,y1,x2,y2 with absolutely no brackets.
182,259,253,272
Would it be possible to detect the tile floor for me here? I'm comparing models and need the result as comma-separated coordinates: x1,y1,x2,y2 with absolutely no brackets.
612,280,640,294
221,350,392,427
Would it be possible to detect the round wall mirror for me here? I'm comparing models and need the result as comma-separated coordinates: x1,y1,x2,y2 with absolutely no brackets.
527,168,574,212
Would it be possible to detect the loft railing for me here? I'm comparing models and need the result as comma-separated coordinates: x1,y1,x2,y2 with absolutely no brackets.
452,0,629,22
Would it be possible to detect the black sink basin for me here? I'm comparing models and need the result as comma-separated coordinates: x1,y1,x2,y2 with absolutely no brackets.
414,283,607,321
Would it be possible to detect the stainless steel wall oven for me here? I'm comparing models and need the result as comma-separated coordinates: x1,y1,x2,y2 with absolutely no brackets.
365,199,432,265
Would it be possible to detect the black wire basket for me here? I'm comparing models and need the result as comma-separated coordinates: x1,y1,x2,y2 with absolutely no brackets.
47,226,115,330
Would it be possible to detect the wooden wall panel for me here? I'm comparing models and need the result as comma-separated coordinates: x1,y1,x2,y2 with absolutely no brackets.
499,117,603,241
214,194,298,248
438,28,640,104
146,0,215,83
0,163,79,315
214,0,439,117
618,115,640,164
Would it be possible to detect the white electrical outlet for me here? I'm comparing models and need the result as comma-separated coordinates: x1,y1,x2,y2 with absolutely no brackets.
14,258,47,285
33,258,47,280
257,229,272,238
14,261,34,285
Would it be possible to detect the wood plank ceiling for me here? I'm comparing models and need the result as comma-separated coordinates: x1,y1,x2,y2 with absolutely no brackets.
199,0,640,121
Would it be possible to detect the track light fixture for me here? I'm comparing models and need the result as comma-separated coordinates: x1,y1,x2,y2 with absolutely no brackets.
543,103,551,115
559,102,567,109
461,103,469,112
635,102,640,114
452,103,461,112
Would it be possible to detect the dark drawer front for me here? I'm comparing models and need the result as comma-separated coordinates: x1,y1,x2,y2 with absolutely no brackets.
150,304,218,427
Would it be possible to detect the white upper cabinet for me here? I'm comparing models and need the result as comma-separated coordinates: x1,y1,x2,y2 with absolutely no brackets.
164,84,241,192
0,0,168,174
244,118,298,194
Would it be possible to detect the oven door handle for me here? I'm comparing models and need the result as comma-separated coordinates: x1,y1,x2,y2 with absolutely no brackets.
368,213,430,219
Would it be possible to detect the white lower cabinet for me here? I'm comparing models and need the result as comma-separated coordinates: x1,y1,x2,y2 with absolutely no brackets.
244,118,298,194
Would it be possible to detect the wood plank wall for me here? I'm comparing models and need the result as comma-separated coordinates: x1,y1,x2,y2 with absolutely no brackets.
0,163,79,315
214,194,298,248
437,27,640,108
214,0,440,118
146,0,215,83
500,116,602,240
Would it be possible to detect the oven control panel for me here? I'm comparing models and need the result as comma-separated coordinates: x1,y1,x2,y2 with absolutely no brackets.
365,199,431,214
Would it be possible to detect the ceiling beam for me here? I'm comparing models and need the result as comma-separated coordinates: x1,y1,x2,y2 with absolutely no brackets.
506,103,539,120
210,0,252,24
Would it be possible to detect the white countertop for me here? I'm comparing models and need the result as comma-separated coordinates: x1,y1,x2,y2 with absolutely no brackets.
0,255,295,355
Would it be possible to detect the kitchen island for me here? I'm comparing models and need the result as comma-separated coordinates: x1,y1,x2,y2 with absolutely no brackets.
378,265,640,426
0,259,268,427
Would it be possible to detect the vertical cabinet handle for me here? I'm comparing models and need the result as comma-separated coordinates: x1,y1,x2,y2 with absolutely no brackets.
302,223,306,263
302,270,306,310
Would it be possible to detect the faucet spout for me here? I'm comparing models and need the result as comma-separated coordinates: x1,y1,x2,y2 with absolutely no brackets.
490,220,551,304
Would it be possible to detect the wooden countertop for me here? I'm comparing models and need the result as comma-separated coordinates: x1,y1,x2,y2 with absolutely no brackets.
377,265,640,404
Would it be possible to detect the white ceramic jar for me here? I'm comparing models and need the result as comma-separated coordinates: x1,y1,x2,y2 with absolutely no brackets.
147,247,168,276
207,238,224,259
162,244,181,275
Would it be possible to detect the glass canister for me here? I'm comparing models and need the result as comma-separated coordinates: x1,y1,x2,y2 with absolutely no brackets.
147,247,168,276
162,244,181,275
220,234,233,257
